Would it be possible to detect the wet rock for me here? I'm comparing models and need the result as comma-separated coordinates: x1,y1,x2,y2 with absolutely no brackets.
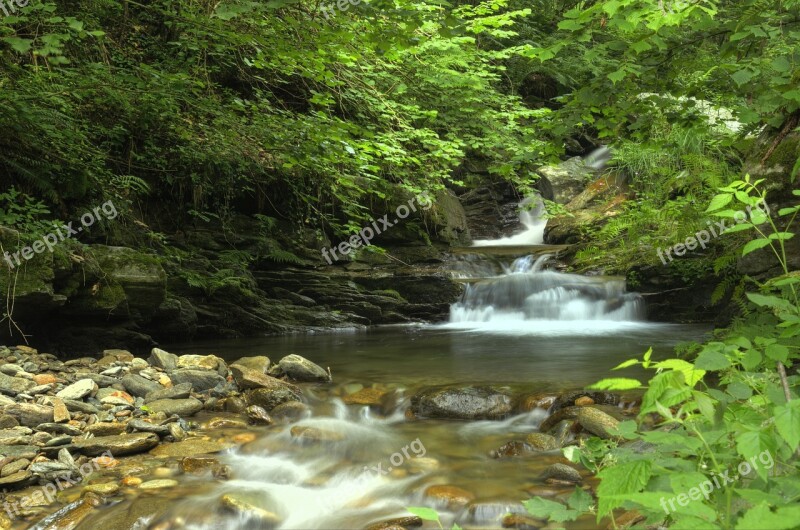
467,502,527,526
145,397,203,417
424,484,475,509
539,406,582,433
271,354,331,383
148,348,179,371
86,422,127,436
502,513,543,529
121,374,162,397
519,393,556,412
83,481,120,496
411,386,514,420
150,438,233,457
231,356,271,373
542,463,582,484
139,479,179,490
575,396,595,406
290,426,345,443
170,369,226,392
72,432,159,456
343,388,388,406
0,372,35,396
222,396,248,413
550,391,618,414
577,407,620,439
56,379,98,400
270,401,310,423
245,405,272,425
220,494,282,526
144,382,193,403
525,433,559,451
491,441,535,458
365,516,423,530
607,509,645,529
181,456,219,473
245,385,302,411
5,403,54,427
204,417,248,429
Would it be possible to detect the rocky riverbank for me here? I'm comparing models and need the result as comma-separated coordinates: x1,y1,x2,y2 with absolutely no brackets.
0,342,645,530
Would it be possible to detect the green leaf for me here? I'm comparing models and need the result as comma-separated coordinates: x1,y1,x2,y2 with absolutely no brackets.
731,69,755,86
736,431,777,479
706,193,733,212
736,503,800,530
765,343,789,363
607,69,626,84
613,358,639,370
742,238,772,256
567,487,593,512
694,350,731,371
588,378,642,391
746,293,795,311
406,507,440,522
596,460,652,517
2,37,32,53
523,497,580,522
774,400,800,450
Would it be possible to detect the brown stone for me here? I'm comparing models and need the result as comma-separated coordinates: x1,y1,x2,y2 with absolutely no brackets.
290,426,345,443
424,485,475,509
342,388,388,406
365,516,423,530
33,374,59,386
575,396,595,406
181,456,220,473
608,510,645,529
52,398,71,423
519,393,556,412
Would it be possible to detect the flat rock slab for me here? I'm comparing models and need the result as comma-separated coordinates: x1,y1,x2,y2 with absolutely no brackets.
71,433,159,456
150,438,234,457
145,398,203,417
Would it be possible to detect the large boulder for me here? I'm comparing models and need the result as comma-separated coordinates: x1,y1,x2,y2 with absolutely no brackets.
411,386,514,420
0,372,35,396
170,369,226,392
536,157,596,204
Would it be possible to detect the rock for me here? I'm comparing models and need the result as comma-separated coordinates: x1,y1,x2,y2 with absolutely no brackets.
0,415,19,429
0,372,35,396
365,516,423,530
424,484,475,509
169,369,225,392
342,388,388,406
467,502,527,526
139,479,179,490
608,510,646,529
539,406,582,433
220,494,282,526
575,396,595,406
411,386,514,420
577,407,620,439
83,482,120,496
5,403,54,427
1,458,29,477
0,445,37,459
203,417,248,429
519,393,556,412
536,156,596,204
150,438,233,457
51,398,71,423
72,432,159,456
145,398,204,417
148,348,179,371
33,374,59,386
245,385,302,411
144,383,192,403
502,513,543,529
56,379,98,400
127,419,171,436
231,356,271,373
61,399,100,414
289,426,345,443
271,354,331,382
0,469,32,486
177,354,226,373
230,364,292,391
100,390,135,406
542,463,582,484
245,406,272,425
269,401,310,423
86,422,127,436
36,423,83,436
490,441,535,458
525,433,559,451
45,435,73,447
181,456,219,473
121,374,163,398
550,391,619,415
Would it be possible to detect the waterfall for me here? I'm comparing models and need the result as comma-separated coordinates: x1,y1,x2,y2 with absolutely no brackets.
447,196,646,331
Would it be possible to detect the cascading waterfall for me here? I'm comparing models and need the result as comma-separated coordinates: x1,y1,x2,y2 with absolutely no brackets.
447,194,646,331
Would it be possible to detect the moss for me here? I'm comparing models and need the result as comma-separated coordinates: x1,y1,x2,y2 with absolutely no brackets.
65,282,128,317
372,289,407,301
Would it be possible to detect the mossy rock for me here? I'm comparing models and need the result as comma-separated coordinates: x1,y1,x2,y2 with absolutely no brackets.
88,245,167,317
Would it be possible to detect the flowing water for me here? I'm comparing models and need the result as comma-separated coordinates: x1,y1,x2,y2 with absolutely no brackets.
51,199,709,530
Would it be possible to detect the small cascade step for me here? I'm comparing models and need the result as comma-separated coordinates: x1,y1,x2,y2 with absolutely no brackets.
449,244,570,256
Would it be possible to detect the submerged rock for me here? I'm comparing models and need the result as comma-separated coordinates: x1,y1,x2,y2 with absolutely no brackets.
577,407,620,439
411,386,513,420
542,463,582,484
72,432,159,456
424,484,475,509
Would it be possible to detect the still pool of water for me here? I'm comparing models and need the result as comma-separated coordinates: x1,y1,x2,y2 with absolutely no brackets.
34,324,710,530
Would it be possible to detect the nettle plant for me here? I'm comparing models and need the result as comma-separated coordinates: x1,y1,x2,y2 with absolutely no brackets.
536,177,800,529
